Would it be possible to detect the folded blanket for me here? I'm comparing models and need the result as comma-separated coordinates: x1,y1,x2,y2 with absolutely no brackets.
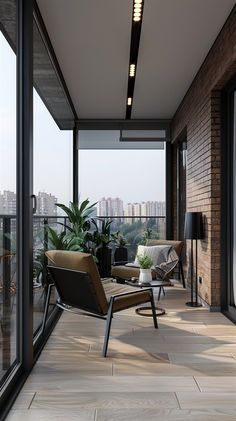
154,247,179,280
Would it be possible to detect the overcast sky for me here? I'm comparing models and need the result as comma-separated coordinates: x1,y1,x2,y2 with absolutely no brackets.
79,149,165,204
0,30,165,208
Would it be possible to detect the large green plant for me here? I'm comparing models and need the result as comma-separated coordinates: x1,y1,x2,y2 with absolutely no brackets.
34,199,97,282
56,199,97,235
47,199,97,252
91,218,114,248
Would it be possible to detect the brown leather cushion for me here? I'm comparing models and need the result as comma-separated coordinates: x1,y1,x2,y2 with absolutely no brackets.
46,250,108,314
146,240,184,257
103,282,151,312
111,265,156,280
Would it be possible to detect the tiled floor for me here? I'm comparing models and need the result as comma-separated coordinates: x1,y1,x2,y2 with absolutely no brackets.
6,284,236,420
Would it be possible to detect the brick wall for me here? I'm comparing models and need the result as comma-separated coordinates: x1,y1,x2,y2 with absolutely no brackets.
171,7,236,307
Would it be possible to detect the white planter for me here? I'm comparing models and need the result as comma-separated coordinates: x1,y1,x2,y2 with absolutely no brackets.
139,268,152,284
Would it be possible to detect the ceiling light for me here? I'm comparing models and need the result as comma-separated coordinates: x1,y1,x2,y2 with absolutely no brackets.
127,97,132,106
134,0,142,3
129,64,136,77
134,4,142,10
134,12,141,17
133,16,141,21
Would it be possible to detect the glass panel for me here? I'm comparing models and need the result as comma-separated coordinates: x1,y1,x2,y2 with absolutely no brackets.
79,132,166,262
33,89,72,334
0,19,18,383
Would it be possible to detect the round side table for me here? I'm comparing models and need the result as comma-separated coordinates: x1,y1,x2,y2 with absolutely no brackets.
125,279,171,317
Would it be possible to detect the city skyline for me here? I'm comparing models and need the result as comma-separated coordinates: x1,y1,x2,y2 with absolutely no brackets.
97,196,165,219
0,190,165,217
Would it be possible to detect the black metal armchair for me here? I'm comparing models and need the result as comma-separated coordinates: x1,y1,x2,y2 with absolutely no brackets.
44,250,158,357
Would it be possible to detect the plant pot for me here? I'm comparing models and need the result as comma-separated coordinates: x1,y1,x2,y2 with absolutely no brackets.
114,246,128,264
139,268,152,284
96,246,112,278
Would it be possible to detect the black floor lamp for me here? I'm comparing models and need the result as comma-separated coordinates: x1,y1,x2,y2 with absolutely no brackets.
184,212,204,307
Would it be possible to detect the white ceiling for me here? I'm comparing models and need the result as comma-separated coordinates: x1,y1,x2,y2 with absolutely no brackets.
37,0,235,120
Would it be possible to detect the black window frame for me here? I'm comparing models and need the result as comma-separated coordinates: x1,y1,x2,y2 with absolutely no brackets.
221,74,236,323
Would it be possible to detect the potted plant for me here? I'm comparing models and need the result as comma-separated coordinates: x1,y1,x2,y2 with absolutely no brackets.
91,218,114,277
112,232,128,264
137,253,153,284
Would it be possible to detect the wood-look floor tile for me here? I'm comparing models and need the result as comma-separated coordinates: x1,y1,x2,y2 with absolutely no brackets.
30,391,178,409
195,376,236,392
168,353,236,364
96,408,236,421
11,393,35,410
22,375,198,392
194,327,236,336
177,392,236,409
6,409,95,421
163,335,236,344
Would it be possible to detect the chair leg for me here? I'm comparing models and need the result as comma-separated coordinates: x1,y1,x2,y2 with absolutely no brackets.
102,298,114,357
150,291,158,329
162,286,166,296
157,287,162,301
42,283,53,335
180,260,186,288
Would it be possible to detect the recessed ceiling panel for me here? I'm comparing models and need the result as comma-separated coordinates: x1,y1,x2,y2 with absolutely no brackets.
132,0,235,119
37,0,132,119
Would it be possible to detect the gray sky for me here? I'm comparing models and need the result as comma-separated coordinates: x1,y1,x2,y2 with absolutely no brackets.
79,149,165,204
0,30,165,207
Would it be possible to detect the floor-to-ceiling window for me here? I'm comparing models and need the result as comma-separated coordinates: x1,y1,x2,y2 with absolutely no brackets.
0,11,19,390
33,90,72,335
78,130,166,260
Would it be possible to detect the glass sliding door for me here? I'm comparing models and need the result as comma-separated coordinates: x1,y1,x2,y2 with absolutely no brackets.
0,1,19,387
32,20,73,337
33,89,72,335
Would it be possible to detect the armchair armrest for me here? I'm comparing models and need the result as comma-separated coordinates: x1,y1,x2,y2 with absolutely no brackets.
112,261,128,266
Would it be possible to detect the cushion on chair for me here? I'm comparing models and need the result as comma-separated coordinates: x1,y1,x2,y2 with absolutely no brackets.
134,244,171,266
46,250,108,314
103,282,151,312
146,240,184,257
111,264,156,280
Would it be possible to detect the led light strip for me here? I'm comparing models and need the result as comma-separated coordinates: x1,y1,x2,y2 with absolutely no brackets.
126,0,144,119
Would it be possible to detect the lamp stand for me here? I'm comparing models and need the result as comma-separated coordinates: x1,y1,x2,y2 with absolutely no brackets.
186,239,202,307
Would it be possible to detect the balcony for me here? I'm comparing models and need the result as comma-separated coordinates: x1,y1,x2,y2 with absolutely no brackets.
1,0,236,419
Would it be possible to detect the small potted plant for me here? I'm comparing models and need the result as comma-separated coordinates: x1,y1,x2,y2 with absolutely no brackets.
137,253,153,283
112,232,128,264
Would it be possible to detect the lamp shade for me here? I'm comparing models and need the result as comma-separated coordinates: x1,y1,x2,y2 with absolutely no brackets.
184,212,204,240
